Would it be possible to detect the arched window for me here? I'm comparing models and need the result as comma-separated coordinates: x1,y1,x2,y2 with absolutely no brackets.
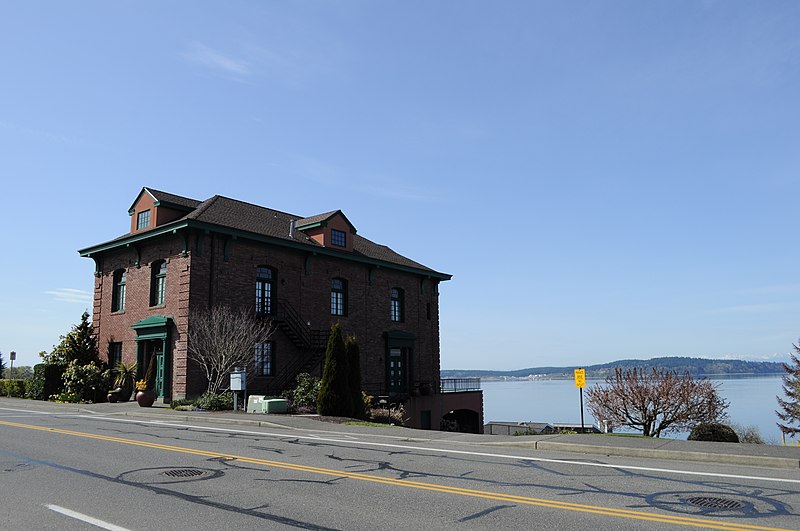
331,278,347,316
112,269,126,312
256,266,275,315
390,288,404,322
150,260,167,306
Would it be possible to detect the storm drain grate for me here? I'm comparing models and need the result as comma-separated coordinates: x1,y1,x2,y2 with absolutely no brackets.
686,496,745,510
162,469,207,478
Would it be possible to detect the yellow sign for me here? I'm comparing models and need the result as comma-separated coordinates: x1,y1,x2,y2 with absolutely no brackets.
574,368,586,389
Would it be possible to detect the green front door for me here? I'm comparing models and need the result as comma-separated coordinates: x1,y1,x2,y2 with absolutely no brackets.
155,346,165,397
132,315,172,401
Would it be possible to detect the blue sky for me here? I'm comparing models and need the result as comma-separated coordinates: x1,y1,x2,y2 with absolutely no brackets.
1,2,799,370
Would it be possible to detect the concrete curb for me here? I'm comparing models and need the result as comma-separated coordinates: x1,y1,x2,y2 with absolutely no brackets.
477,438,800,469
114,409,800,469
12,399,797,470
541,441,798,469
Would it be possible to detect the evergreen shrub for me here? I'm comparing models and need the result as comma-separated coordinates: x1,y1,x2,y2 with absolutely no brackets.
283,373,321,412
26,363,67,400
317,323,353,417
195,392,233,411
688,423,740,443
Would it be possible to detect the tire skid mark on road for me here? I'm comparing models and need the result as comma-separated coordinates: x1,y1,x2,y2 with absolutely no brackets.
1,420,795,531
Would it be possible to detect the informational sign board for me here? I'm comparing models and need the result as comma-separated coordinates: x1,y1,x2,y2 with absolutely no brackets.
574,368,586,389
9,352,15,361
230,370,246,391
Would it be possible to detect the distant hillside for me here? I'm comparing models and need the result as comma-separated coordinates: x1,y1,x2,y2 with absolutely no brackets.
442,356,787,379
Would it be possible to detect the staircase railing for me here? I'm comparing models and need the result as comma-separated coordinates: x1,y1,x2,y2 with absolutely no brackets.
268,299,329,394
275,298,312,349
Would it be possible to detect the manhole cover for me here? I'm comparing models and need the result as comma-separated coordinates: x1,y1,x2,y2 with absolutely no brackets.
162,469,207,478
686,496,745,510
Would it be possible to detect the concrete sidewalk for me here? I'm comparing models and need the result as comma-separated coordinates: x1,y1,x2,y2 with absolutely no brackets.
60,399,800,470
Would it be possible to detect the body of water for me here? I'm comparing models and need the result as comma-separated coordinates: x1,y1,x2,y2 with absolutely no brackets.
481,375,788,442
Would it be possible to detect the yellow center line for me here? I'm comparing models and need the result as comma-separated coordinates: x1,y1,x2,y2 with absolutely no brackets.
1,420,795,531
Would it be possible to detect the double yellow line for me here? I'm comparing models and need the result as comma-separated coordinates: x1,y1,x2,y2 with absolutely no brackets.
0,420,794,531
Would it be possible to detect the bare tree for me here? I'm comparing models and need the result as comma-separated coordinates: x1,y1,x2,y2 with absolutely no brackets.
187,306,275,394
586,367,729,437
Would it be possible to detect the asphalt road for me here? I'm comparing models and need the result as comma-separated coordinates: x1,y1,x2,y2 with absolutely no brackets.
1,402,799,530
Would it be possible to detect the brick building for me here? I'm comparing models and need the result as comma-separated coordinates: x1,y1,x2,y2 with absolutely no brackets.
79,188,482,431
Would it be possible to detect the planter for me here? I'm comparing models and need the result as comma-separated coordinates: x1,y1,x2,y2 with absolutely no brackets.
136,389,156,407
108,385,134,403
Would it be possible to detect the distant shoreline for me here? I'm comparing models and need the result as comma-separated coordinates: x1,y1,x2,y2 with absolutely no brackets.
442,357,787,380
476,372,785,382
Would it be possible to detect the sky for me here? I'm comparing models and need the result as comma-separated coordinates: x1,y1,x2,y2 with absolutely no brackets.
1,1,799,371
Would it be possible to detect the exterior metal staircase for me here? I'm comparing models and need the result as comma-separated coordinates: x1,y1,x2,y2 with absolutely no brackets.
270,299,329,394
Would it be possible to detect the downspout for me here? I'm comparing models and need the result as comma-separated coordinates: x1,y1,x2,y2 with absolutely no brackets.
208,232,216,308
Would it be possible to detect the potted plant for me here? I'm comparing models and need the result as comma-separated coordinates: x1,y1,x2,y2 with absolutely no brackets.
108,361,137,402
135,355,157,407
135,379,155,407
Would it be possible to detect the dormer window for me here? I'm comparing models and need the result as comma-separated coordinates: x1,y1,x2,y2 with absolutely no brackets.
331,229,346,247
295,210,356,252
137,210,151,230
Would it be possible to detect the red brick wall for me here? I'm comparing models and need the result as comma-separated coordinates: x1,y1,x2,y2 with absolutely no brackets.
92,234,190,398
188,234,442,396
92,229,444,402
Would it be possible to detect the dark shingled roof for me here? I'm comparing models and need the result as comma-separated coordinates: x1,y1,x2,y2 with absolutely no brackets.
295,211,340,228
145,188,202,210
181,195,437,272
83,190,448,278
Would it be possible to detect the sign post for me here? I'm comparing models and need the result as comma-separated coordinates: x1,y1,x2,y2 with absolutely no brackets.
7,352,15,396
574,368,586,432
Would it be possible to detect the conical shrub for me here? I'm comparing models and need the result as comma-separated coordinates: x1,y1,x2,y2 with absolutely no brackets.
317,323,353,416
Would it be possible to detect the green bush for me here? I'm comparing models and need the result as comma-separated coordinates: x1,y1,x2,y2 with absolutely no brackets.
195,392,233,411
345,335,363,418
317,323,353,417
52,391,83,403
0,380,26,397
169,398,195,410
26,363,67,401
688,423,740,443
283,373,321,412
61,360,112,403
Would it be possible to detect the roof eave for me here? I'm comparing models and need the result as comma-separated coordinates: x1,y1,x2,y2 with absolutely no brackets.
78,219,452,281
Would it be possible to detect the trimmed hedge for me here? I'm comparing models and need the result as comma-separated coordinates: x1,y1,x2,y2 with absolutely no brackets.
0,380,26,398
26,363,67,400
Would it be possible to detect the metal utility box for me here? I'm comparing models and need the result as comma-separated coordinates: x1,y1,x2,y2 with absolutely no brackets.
263,399,289,414
230,370,246,391
247,395,266,413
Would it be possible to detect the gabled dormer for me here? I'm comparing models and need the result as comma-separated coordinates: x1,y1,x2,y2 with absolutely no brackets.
295,210,357,252
128,187,201,234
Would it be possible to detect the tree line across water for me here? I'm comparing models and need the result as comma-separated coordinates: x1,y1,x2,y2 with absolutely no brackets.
442,356,786,379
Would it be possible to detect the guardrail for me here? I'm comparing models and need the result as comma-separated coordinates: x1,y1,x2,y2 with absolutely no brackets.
440,377,481,393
